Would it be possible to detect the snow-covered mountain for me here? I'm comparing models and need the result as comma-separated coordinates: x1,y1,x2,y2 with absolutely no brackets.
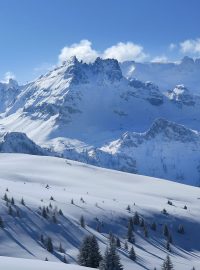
0,131,50,156
0,57,200,185
120,56,200,93
0,154,200,270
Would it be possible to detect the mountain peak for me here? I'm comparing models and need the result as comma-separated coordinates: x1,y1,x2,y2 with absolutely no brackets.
146,118,198,142
167,84,195,105
92,57,123,82
180,56,195,65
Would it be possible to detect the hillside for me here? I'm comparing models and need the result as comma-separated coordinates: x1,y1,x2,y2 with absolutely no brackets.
0,154,199,269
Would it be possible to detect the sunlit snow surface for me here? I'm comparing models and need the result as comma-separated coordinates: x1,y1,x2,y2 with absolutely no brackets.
0,154,200,269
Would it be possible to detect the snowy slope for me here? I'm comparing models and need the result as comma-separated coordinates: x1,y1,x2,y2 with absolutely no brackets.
0,256,91,270
0,154,200,269
120,56,200,93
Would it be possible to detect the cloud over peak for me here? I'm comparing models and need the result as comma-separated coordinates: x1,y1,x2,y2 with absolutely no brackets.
180,38,200,55
58,40,148,63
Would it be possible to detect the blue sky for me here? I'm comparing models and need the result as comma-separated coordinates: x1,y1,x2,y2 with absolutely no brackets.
0,0,200,83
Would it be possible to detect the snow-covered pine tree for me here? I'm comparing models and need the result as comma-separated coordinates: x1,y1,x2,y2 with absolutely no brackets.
144,225,148,237
140,218,144,227
78,235,102,268
21,197,25,206
59,209,63,215
166,239,171,252
129,246,136,261
63,255,68,263
99,243,123,270
163,224,169,237
46,237,53,253
124,241,128,250
133,212,140,225
151,221,157,231
0,216,4,228
80,215,85,228
3,193,8,202
116,237,121,248
59,242,64,253
8,205,13,216
127,220,135,243
177,224,184,234
162,255,173,270
11,197,15,205
42,206,48,219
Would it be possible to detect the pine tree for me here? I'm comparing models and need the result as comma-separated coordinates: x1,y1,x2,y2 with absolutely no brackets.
50,196,54,201
99,243,123,270
116,237,121,248
46,237,53,252
41,234,44,244
168,234,173,244
124,241,128,250
109,232,116,245
59,242,64,253
52,214,57,223
167,200,173,206
151,221,157,231
184,205,187,210
162,208,167,215
78,235,102,268
140,218,144,227
42,207,48,219
162,255,173,270
126,205,131,212
16,210,20,218
144,225,148,238
163,224,169,237
177,224,184,234
96,223,101,232
3,193,8,202
71,199,74,204
129,246,136,261
8,205,13,216
11,197,15,205
21,198,25,206
45,257,48,261
59,209,63,215
127,220,134,243
0,216,4,228
80,215,85,228
63,255,67,263
133,212,140,225
166,239,171,252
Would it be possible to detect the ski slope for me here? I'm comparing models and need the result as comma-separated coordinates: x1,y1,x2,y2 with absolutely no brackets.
0,153,199,269
0,256,92,270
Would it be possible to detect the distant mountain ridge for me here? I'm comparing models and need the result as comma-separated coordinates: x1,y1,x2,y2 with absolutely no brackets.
120,56,200,93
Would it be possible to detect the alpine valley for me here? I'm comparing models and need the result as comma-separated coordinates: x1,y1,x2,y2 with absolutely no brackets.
0,56,200,186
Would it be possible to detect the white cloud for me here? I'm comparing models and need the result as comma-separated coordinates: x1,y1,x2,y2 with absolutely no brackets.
180,38,200,55
169,43,176,51
58,40,99,64
58,40,148,64
151,55,168,63
1,71,16,83
102,42,148,62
